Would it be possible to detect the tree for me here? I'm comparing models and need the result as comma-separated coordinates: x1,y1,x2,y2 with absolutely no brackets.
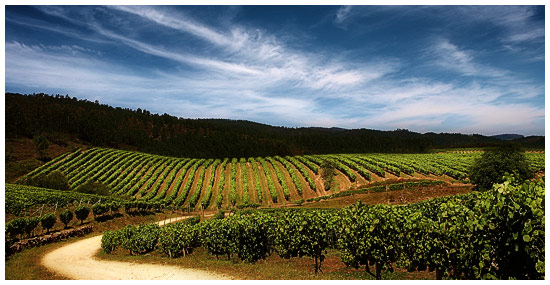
75,206,90,224
59,210,74,228
40,213,57,233
23,217,40,238
320,160,336,191
469,144,532,191
74,180,111,196
42,170,70,191
33,134,49,161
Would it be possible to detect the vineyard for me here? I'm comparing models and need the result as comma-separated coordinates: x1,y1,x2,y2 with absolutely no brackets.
16,148,545,210
101,176,545,279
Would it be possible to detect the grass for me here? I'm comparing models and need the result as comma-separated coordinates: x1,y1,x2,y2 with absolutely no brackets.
97,247,434,280
5,235,83,280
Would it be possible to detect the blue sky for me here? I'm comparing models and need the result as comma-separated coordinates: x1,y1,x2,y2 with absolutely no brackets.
5,5,545,135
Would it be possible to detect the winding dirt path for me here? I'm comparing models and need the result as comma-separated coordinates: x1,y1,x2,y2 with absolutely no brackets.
41,217,230,280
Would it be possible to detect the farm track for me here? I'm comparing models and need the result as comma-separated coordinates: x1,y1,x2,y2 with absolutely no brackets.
41,216,229,280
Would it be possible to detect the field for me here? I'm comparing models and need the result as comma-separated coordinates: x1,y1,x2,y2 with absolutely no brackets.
15,147,545,210
6,149,545,280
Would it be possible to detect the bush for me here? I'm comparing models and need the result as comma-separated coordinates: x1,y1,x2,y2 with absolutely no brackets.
75,206,90,224
469,144,532,190
6,217,26,239
101,230,121,254
92,204,109,218
59,210,74,228
212,210,225,220
23,217,40,238
40,213,57,233
74,180,111,196
26,170,70,191
120,224,161,255
158,222,201,258
43,170,70,191
200,219,237,260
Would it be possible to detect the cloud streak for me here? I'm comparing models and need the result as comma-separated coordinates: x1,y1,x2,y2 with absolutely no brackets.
5,5,545,135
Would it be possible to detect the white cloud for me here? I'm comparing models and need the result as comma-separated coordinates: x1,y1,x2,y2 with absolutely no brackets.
335,6,353,24
429,38,508,78
6,6,544,135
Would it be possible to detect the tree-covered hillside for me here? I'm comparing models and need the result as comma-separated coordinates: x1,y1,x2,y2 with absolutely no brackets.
5,93,542,158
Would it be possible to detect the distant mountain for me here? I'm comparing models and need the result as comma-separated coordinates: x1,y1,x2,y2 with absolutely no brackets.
490,134,525,140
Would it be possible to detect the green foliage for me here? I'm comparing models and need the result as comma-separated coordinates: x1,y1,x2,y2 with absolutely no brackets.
28,170,70,191
200,219,237,260
74,180,112,196
120,224,160,255
5,183,121,216
6,217,28,239
158,222,201,258
469,144,532,190
74,206,90,224
22,217,40,238
59,210,74,228
101,230,121,254
230,213,275,263
212,210,225,220
320,160,336,191
92,203,109,218
33,134,49,160
40,213,57,233
273,210,334,273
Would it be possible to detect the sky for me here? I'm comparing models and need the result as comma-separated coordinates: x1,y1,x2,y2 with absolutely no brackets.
4,5,546,135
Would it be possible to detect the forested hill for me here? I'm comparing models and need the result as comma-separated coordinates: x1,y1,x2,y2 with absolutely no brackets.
5,93,543,158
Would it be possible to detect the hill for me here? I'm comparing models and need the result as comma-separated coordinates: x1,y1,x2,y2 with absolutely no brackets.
17,148,545,210
6,92,528,159
490,134,524,140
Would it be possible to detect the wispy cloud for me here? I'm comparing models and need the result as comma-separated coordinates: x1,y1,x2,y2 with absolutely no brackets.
335,6,353,24
5,6,544,135
428,38,509,78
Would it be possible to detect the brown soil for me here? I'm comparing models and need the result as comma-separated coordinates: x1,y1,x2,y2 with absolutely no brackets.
255,162,273,206
208,163,224,210
245,163,258,203
182,166,204,208
265,161,288,205
300,185,473,209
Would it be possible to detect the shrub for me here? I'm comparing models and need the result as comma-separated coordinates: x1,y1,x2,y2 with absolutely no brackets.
26,170,70,191
200,219,237,260
42,170,70,191
469,144,532,190
6,217,26,239
120,224,161,255
101,230,121,254
158,222,201,258
23,217,40,238
40,213,57,233
75,206,90,224
74,180,111,196
212,210,225,220
92,204,109,218
59,210,74,228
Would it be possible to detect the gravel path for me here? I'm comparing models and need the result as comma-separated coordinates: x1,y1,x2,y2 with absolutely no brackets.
42,216,230,280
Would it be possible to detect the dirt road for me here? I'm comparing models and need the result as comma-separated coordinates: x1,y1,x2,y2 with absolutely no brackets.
41,216,230,280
